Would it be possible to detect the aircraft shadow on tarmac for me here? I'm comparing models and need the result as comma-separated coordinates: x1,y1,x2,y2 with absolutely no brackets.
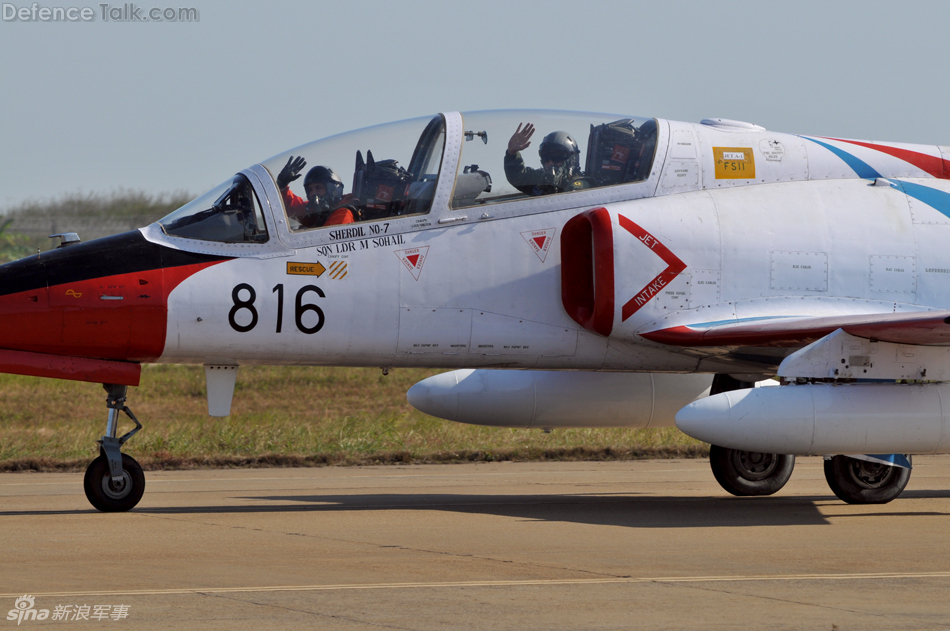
0,493,825,524
7,491,950,523
126,492,908,527
5,491,950,523
0,494,825,525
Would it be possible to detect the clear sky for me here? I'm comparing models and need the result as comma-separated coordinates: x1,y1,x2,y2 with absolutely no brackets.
2,0,948,210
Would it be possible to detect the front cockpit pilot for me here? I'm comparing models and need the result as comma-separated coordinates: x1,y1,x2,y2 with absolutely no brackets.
276,157,357,228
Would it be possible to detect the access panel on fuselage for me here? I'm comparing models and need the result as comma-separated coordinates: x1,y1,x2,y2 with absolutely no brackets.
714,179,916,311
391,210,592,369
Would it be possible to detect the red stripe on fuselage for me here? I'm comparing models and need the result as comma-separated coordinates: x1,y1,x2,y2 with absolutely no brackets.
826,138,950,179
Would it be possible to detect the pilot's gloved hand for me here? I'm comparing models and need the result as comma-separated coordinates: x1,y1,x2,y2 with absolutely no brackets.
277,156,306,189
507,123,535,156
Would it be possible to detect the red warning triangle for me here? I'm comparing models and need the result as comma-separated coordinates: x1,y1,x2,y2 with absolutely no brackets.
394,246,430,281
521,228,556,263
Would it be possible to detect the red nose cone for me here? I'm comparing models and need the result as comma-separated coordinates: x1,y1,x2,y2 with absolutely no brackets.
0,231,228,383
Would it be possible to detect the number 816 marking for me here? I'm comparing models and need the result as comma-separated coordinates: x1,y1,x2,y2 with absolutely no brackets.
228,283,325,334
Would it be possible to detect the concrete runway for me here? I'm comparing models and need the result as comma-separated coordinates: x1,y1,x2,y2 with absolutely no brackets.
2,457,950,630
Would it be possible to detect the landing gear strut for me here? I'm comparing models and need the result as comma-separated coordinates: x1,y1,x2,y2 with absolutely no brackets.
83,384,145,512
824,455,911,504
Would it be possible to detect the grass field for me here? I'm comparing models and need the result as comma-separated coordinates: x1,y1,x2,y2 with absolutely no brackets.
0,365,706,472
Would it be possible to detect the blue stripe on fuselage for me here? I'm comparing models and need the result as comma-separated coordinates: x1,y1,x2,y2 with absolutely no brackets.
890,179,950,220
800,137,950,221
802,137,882,179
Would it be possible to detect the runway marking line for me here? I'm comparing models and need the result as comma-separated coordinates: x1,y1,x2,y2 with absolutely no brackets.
7,571,950,598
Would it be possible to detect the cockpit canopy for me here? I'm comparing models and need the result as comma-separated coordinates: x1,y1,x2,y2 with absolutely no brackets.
262,115,446,233
451,111,656,207
157,110,658,243
158,174,268,243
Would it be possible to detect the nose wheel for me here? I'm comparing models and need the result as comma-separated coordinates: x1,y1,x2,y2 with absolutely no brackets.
84,452,145,512
83,384,145,512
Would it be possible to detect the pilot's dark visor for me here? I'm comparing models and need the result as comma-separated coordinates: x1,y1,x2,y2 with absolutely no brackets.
540,148,571,162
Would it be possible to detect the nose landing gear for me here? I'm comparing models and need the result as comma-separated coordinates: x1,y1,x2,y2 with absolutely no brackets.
83,384,145,512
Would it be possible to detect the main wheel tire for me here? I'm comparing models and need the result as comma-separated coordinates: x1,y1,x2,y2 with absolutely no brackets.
709,444,795,496
823,455,911,504
83,453,145,512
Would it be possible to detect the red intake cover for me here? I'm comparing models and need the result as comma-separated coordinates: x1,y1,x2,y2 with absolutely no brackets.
560,207,614,337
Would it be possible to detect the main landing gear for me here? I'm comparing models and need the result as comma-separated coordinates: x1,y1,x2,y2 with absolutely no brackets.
83,384,145,512
823,455,911,504
704,375,912,503
709,445,795,496
706,374,796,497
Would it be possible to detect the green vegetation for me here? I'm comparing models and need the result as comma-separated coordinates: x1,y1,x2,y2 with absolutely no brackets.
0,365,706,472
0,190,190,259
0,218,34,263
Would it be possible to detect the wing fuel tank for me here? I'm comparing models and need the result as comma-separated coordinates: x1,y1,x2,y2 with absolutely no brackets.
407,369,712,428
676,383,950,455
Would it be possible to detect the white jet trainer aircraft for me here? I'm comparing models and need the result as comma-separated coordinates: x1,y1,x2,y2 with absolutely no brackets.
3,110,950,512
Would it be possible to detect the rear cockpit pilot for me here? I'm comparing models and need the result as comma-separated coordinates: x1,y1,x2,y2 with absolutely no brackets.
504,123,588,196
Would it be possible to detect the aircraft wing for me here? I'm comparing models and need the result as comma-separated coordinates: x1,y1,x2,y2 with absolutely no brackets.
640,311,950,348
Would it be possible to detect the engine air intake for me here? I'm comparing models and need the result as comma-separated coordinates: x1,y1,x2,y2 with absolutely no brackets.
560,207,614,337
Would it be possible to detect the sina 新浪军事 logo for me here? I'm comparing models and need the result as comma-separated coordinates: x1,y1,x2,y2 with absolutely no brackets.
6,596,130,624
6,596,45,625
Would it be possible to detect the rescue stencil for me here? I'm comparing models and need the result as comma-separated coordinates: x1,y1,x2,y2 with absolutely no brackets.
286,262,326,277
